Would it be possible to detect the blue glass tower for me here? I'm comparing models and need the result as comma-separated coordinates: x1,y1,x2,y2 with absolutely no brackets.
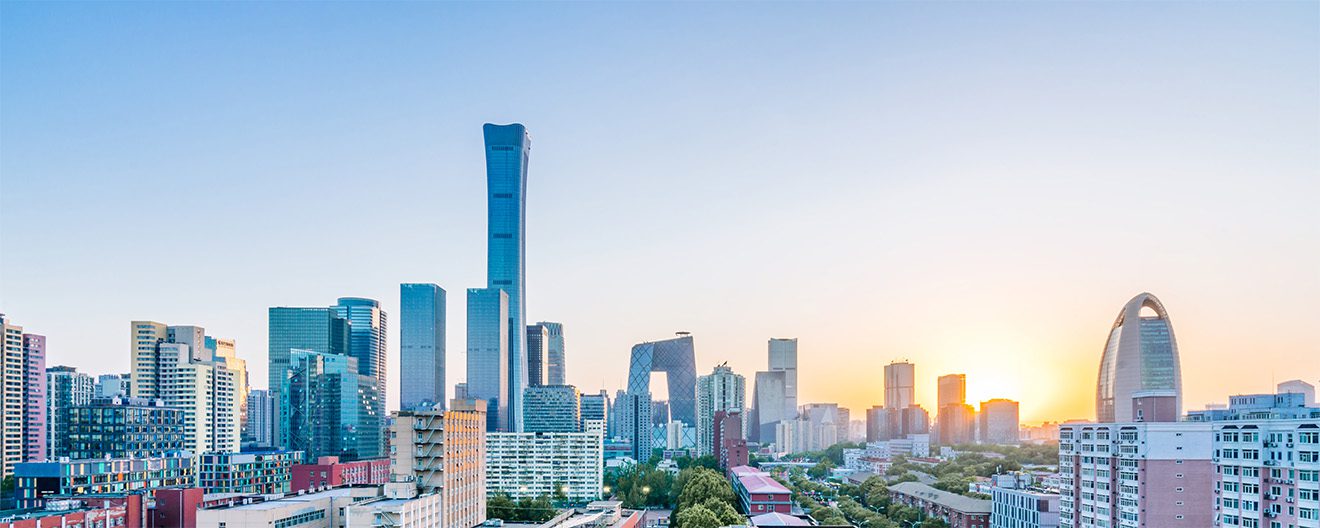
334,298,387,423
466,287,509,431
483,123,530,432
400,284,446,411
268,307,349,447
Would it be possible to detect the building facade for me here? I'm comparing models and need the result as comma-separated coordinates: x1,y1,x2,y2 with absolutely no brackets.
482,122,532,434
523,385,582,433
13,454,194,508
752,370,788,446
1096,293,1182,423
730,466,793,514
885,361,916,411
990,485,1060,528
197,450,300,494
768,338,798,421
581,390,610,432
939,374,967,409
267,306,350,446
390,399,487,528
67,396,184,460
625,335,698,458
889,481,991,528
244,388,275,449
539,322,566,386
467,287,510,432
283,349,381,461
45,365,93,459
291,455,390,492
1,315,47,477
526,324,549,387
486,431,604,502
696,364,745,457
401,283,446,411
1057,422,1214,528
980,399,1021,445
128,321,246,455
1210,417,1320,527
93,373,130,399
940,403,977,446
333,297,388,425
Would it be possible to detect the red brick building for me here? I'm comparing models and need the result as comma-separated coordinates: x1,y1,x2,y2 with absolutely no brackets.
291,456,389,492
888,481,990,528
729,466,792,514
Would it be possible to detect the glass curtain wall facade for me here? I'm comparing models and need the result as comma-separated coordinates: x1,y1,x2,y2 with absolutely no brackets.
333,298,387,422
267,307,349,447
400,284,446,411
483,123,530,433
526,324,548,387
1095,292,1182,422
282,349,381,462
467,288,509,431
539,322,565,386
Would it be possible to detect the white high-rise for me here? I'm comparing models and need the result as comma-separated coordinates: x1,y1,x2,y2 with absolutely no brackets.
768,338,797,420
1095,293,1182,423
885,361,916,410
130,321,247,455
696,364,745,457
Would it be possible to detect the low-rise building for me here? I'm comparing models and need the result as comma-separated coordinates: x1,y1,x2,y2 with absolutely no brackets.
0,496,140,528
729,465,792,514
292,456,390,492
486,430,603,501
344,482,442,528
197,450,300,494
889,481,991,528
13,454,194,509
196,486,382,527
989,480,1060,528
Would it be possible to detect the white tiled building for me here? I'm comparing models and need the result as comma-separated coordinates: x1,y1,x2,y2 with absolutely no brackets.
486,430,603,501
1212,419,1320,528
1059,422,1215,528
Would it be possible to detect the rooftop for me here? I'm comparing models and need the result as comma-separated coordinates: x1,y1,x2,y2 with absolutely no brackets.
889,482,991,514
738,474,790,495
749,512,810,527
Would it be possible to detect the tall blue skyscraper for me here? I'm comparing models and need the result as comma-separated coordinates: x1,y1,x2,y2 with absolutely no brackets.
334,297,387,425
268,307,349,446
538,321,565,386
400,284,446,411
466,287,509,431
482,123,530,431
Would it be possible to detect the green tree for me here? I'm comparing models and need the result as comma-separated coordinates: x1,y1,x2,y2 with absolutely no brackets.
807,458,835,479
675,504,721,528
676,468,735,510
487,493,517,521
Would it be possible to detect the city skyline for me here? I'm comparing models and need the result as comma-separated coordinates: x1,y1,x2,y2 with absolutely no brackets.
2,2,1318,425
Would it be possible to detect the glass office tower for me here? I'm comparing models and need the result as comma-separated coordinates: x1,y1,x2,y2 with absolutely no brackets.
333,298,387,419
539,322,565,386
400,284,446,411
1096,292,1182,422
467,288,509,431
526,324,548,387
283,349,381,462
267,307,349,447
483,123,531,432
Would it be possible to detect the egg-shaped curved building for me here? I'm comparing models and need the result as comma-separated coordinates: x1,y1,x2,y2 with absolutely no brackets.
1096,292,1183,422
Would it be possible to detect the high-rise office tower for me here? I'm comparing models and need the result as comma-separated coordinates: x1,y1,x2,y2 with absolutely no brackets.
243,388,275,449
0,314,47,476
884,361,916,411
768,338,798,420
538,322,565,386
482,123,531,432
267,307,350,446
46,365,93,459
1095,292,1182,423
467,288,509,431
696,364,745,457
131,322,246,455
580,390,609,431
400,284,446,411
68,397,184,459
937,374,966,409
334,297,387,421
526,324,549,387
978,399,1019,444
283,349,381,461
751,370,788,444
937,403,976,446
625,334,698,456
522,385,581,433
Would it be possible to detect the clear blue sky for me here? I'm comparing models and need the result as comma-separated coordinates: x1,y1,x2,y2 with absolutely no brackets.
3,1,1317,421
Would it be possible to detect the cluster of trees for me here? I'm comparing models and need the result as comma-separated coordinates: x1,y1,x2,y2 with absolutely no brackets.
945,443,1059,466
605,463,678,508
486,494,557,523
788,472,948,528
671,468,744,528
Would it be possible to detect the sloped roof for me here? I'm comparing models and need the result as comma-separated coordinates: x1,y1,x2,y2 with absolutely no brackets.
889,482,991,514
749,513,810,527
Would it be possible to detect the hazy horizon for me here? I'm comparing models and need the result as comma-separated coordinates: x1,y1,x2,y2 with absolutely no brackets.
3,2,1317,424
